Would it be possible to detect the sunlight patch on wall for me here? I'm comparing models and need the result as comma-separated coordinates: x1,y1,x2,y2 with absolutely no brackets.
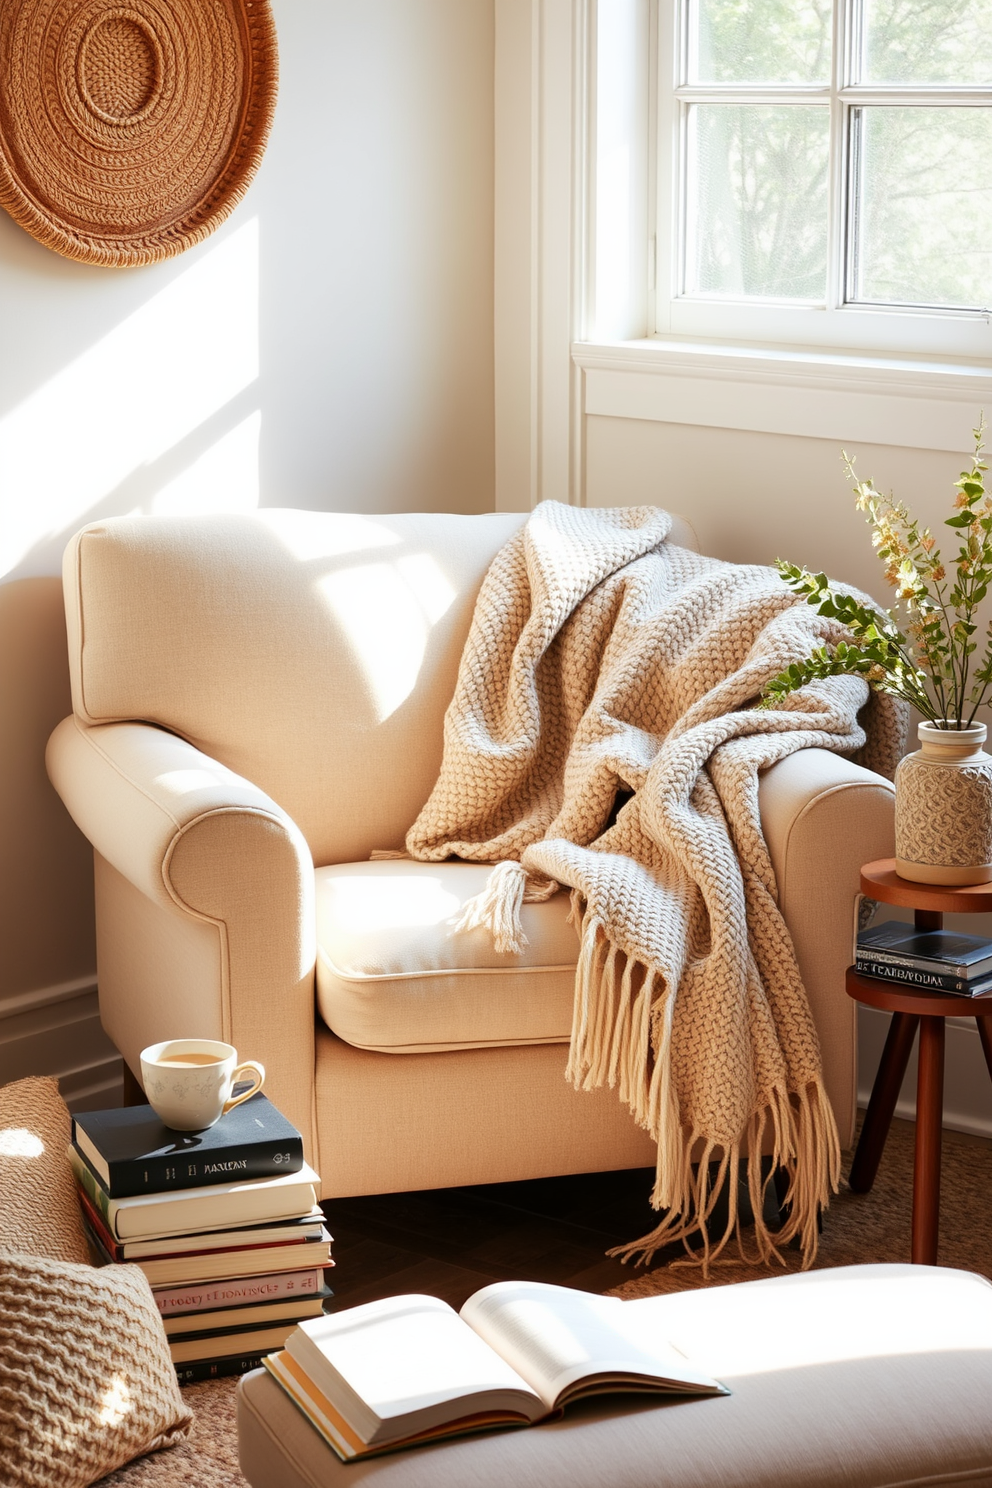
152,412,260,514
0,220,259,578
318,554,457,721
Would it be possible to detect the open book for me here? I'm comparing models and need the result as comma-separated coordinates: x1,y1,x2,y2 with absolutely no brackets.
263,1280,727,1461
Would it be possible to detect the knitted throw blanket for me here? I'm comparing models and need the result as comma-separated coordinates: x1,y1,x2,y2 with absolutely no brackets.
406,503,905,1267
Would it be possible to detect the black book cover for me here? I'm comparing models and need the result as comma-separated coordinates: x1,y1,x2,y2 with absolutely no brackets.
167,1309,324,1346
72,1092,303,1198
857,920,992,970
855,956,992,996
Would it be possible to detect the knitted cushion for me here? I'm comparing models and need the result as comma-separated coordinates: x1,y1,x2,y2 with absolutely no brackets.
0,1250,193,1486
0,1077,89,1264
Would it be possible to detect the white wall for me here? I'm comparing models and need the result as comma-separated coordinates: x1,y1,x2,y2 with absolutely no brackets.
0,0,495,1107
585,416,977,602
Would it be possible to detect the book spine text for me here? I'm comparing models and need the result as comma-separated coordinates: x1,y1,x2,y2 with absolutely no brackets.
154,1268,325,1316
856,945,992,978
76,1137,304,1200
855,957,980,993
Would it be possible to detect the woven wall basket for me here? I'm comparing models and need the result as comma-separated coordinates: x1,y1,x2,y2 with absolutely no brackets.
0,0,278,268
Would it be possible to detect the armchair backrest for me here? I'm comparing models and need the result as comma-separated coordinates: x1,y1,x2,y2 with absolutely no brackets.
64,509,525,864
63,507,698,865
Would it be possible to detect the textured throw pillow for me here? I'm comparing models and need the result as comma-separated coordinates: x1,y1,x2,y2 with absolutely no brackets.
0,1076,89,1263
0,1249,193,1486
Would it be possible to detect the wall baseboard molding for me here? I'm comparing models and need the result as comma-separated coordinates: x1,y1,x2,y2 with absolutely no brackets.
858,1005,992,1141
0,976,118,1107
0,974,98,1020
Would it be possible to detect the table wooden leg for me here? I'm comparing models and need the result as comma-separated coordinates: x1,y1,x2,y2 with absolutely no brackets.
912,1015,945,1265
849,1011,919,1193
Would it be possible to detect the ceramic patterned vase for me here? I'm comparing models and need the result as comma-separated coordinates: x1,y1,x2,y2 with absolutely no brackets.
895,721,992,885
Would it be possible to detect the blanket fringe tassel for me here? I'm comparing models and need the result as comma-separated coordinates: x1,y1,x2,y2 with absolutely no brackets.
449,860,560,955
451,860,530,954
565,896,841,1274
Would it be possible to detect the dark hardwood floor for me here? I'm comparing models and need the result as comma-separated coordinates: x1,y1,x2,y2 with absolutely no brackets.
321,1168,665,1311
318,1162,787,1311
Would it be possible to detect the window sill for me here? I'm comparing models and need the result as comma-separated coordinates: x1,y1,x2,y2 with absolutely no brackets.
573,339,992,452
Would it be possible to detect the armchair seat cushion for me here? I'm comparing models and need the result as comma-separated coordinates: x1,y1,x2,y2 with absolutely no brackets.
314,861,578,1053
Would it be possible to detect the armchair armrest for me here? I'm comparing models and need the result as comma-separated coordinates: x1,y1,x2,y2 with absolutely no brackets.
46,717,318,1165
759,747,896,1146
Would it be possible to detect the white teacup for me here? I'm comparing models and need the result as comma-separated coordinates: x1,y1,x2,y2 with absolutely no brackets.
140,1039,265,1131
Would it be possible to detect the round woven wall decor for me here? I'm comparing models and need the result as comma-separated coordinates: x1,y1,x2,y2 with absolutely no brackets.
0,0,278,267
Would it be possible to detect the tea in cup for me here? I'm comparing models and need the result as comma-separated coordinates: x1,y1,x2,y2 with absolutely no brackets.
140,1039,265,1131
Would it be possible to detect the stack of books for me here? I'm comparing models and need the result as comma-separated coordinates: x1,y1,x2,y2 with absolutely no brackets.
69,1092,333,1383
856,920,992,997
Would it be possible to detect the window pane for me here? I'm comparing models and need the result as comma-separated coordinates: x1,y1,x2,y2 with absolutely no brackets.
863,0,992,84
854,107,992,308
690,0,831,85
685,105,829,299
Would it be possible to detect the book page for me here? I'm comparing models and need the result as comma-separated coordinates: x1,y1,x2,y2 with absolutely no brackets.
461,1281,724,1409
288,1295,545,1444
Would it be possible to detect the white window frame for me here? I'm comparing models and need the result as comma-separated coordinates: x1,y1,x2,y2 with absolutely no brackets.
655,0,992,358
493,0,992,516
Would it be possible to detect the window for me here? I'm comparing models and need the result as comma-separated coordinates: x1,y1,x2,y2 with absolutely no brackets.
653,0,992,356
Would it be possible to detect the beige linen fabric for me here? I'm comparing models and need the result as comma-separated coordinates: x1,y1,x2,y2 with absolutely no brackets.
61,509,526,868
236,1265,992,1488
313,1027,655,1196
0,1077,89,1265
0,1250,192,1487
315,861,576,1052
405,502,905,1265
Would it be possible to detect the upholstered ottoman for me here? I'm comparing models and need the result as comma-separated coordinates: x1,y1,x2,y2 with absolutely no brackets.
237,1264,992,1488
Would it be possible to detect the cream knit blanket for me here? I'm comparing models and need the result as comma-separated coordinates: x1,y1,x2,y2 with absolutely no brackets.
406,503,905,1267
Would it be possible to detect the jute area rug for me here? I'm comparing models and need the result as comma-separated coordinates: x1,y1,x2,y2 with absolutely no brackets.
102,1119,992,1488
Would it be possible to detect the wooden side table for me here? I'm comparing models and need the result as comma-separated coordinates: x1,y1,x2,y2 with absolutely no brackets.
847,858,992,1265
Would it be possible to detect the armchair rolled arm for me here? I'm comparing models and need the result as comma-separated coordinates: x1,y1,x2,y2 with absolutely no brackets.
46,716,319,1163
759,746,896,1145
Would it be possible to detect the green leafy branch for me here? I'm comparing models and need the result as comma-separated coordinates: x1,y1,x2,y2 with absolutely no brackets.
759,568,933,716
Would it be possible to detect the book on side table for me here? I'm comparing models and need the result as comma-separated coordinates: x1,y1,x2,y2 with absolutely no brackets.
856,920,992,995
264,1280,727,1461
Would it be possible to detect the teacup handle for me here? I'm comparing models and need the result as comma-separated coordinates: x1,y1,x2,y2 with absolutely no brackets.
223,1060,266,1115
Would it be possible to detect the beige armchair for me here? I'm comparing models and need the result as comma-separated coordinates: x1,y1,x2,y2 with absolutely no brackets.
46,508,895,1197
